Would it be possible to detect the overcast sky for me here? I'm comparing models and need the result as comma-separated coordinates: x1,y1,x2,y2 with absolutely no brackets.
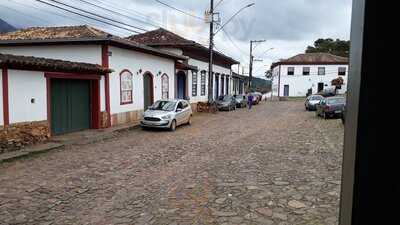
0,0,352,78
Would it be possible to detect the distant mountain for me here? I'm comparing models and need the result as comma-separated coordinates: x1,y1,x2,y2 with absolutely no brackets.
0,18,16,33
244,77,272,93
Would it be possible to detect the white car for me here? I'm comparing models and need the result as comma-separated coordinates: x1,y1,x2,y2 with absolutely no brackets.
140,99,192,131
305,95,325,111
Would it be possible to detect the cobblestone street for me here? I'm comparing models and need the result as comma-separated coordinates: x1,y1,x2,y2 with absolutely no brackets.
0,100,344,225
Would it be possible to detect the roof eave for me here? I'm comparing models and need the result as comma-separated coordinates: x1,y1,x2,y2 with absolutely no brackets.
271,61,349,69
0,37,186,61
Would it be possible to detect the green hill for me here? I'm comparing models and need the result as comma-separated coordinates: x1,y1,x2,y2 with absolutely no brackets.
244,77,271,93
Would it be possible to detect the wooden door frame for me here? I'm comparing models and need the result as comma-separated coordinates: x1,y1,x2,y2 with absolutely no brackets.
143,71,154,107
45,72,101,136
176,70,187,99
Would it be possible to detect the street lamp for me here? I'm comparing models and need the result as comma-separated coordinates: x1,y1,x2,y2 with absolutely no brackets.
259,48,274,57
214,3,255,35
208,2,255,102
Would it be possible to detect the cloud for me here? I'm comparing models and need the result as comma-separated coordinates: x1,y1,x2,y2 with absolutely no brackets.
0,0,352,77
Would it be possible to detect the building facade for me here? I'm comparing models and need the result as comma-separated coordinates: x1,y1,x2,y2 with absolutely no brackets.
0,25,243,149
0,53,112,152
271,53,349,97
128,28,240,108
0,26,185,136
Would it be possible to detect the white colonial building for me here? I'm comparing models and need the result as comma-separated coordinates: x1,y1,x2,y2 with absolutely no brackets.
128,28,241,107
0,25,185,137
0,25,243,150
271,53,349,97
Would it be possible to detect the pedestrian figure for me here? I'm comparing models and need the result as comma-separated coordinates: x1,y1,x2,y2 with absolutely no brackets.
248,94,254,110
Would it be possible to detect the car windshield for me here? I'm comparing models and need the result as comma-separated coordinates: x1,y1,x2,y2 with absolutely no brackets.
150,101,176,111
327,98,345,104
311,96,324,100
223,95,232,101
235,95,243,99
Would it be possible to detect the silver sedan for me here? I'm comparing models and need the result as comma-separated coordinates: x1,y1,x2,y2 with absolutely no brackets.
140,99,193,131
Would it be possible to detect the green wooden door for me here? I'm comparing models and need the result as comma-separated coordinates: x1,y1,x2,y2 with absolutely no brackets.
51,79,91,135
143,74,153,110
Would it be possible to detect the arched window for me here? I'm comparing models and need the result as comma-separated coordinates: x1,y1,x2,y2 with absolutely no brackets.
161,74,169,99
120,70,133,104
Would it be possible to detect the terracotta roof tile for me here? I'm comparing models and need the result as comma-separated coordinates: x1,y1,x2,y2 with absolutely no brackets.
0,53,112,74
128,28,195,46
0,25,112,41
272,53,348,68
128,28,239,65
0,25,185,61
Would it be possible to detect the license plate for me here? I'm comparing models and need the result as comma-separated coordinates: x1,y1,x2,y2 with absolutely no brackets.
335,110,342,113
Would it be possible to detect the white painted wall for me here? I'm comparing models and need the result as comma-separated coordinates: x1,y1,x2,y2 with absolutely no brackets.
0,45,106,111
108,46,175,115
159,47,184,56
272,64,349,97
8,70,47,124
188,58,232,102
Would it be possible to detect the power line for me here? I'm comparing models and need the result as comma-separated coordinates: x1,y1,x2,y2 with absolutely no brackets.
76,0,160,29
221,27,248,58
8,0,129,35
154,0,205,21
215,0,225,8
35,0,142,34
94,0,165,28
45,0,147,32
2,3,51,24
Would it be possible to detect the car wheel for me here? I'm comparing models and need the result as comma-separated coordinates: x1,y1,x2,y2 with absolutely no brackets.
170,120,177,131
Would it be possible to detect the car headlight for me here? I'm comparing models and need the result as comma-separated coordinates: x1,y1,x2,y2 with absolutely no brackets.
161,115,172,120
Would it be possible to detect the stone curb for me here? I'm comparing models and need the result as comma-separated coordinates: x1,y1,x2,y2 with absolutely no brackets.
0,124,140,164
0,143,64,163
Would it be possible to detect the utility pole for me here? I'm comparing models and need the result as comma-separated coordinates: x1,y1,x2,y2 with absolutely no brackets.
207,0,215,102
248,40,266,90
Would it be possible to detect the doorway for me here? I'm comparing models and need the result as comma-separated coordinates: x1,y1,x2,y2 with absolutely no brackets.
215,74,220,99
177,71,186,99
143,72,154,110
318,82,324,93
51,79,91,135
283,85,290,97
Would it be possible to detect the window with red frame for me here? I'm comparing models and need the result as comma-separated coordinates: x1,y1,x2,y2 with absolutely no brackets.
162,74,169,99
120,70,133,104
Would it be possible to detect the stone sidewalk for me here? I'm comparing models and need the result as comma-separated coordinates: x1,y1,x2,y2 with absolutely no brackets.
0,123,138,163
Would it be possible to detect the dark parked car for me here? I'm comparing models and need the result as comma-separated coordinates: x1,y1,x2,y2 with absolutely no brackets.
316,97,346,119
216,95,237,111
234,94,247,108
305,95,324,111
318,88,336,97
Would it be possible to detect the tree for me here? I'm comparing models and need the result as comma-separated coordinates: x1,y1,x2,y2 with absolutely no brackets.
265,69,273,79
331,77,344,94
306,38,350,57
